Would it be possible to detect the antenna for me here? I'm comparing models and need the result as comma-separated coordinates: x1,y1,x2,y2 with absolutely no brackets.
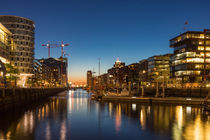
184,21,189,32
98,58,100,76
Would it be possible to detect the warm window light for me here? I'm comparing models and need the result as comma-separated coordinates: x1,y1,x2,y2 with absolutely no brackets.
198,46,204,50
199,41,204,45
200,34,205,38
0,28,5,43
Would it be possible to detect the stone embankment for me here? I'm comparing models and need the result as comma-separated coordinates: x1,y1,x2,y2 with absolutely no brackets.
0,88,66,110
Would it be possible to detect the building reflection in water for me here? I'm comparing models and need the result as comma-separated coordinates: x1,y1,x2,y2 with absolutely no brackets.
107,102,210,140
0,90,209,140
140,106,146,130
115,104,122,133
109,103,113,117
0,91,68,139
45,121,51,140
60,119,67,140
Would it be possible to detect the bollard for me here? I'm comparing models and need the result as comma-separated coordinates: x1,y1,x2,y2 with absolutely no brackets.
162,80,165,98
129,82,131,96
141,86,144,97
155,81,159,97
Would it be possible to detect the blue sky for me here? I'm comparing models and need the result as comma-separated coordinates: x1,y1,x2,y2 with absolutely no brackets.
1,0,210,84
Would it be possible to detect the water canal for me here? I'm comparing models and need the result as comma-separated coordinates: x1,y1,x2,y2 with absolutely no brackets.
0,89,209,140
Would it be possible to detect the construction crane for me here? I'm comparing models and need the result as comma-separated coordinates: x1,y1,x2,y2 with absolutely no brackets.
41,41,58,58
42,41,69,58
56,41,69,58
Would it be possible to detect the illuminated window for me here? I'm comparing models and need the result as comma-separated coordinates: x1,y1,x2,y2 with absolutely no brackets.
186,52,196,57
206,59,210,63
199,41,204,45
206,41,210,45
200,52,210,57
195,64,203,69
200,34,204,38
198,46,204,50
186,58,204,63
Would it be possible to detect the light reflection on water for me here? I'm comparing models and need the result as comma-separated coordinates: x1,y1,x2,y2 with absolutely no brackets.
0,89,209,140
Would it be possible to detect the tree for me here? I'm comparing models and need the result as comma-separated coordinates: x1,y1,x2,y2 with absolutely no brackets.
5,64,19,87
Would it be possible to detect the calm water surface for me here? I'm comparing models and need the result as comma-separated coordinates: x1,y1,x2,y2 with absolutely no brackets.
0,89,210,140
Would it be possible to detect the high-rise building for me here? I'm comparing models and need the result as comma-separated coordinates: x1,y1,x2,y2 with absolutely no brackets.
87,70,92,90
0,15,35,86
170,30,210,86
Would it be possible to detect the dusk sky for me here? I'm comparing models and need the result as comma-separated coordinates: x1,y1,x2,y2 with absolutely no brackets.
1,0,210,84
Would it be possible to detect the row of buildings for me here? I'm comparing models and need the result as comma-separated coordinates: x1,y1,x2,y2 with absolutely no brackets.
87,30,210,91
0,15,68,87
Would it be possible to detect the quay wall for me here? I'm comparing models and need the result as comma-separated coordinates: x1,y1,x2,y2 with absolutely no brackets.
102,96,208,105
131,88,209,98
0,88,66,110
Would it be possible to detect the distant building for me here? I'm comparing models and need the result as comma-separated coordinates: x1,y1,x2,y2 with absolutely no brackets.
33,59,42,86
87,70,92,90
38,57,68,87
170,30,210,86
56,57,68,87
148,54,172,85
113,58,125,68
139,59,148,84
127,63,140,83
108,58,126,89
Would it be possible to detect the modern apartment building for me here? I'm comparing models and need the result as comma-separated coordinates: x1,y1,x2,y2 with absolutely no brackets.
170,30,210,85
0,15,35,86
148,54,172,83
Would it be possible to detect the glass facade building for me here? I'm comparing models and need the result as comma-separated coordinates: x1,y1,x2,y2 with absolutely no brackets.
148,54,171,82
170,30,210,84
